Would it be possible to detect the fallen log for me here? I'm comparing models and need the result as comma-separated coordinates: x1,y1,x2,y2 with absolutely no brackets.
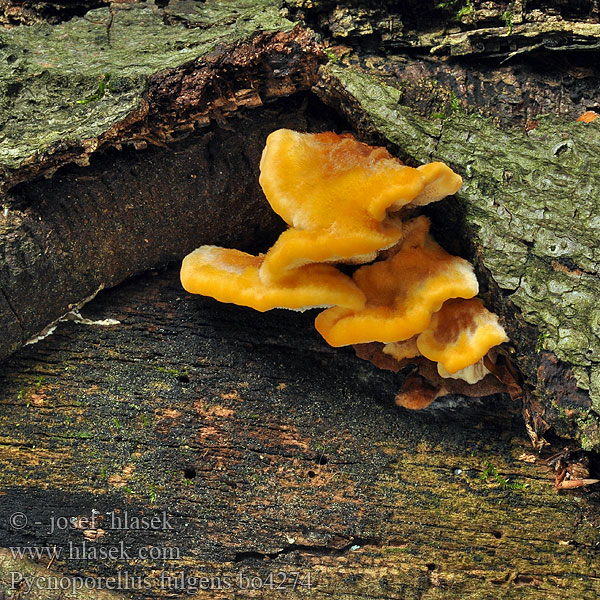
2,0,600,596
2,0,600,450
315,63,600,450
1,266,599,599
0,0,323,359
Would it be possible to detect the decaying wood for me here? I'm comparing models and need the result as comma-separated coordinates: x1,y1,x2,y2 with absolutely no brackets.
1,0,600,448
2,1,600,595
1,267,600,599
284,0,600,128
313,62,600,451
0,97,339,360
0,0,324,361
0,0,104,26
0,2,323,193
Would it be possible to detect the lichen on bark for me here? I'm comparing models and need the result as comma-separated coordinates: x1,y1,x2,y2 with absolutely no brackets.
0,0,291,190
318,64,600,448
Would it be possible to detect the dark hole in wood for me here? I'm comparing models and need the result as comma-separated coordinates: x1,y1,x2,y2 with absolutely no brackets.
307,470,316,478
184,467,196,479
426,563,436,571
492,530,503,539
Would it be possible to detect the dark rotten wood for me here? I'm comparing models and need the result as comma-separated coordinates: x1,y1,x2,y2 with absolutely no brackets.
1,266,600,599
2,0,600,449
0,95,337,361
2,1,600,597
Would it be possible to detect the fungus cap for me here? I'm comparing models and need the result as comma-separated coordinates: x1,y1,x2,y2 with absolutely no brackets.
416,298,508,374
258,130,462,282
409,162,463,207
181,246,366,312
437,359,491,384
259,218,405,283
395,375,444,410
577,111,599,123
314,217,479,347
383,338,421,362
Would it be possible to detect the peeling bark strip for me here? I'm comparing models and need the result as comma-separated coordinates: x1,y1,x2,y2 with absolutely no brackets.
315,64,600,450
0,0,323,194
284,0,600,133
283,0,600,52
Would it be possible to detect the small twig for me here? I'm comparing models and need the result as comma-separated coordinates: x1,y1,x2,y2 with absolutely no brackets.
47,545,58,569
556,478,600,490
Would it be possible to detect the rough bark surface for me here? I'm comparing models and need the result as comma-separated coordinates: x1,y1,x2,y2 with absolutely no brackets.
0,95,340,360
1,0,600,447
1,267,600,599
0,0,324,361
315,63,600,450
274,0,600,450
0,0,322,193
284,0,600,127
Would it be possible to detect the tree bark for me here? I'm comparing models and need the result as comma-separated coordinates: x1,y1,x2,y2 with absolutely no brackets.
0,0,324,359
2,1,600,595
2,0,599,450
290,0,600,451
315,62,600,449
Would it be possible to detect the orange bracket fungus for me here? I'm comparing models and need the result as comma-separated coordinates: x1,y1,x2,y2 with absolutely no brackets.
180,246,365,312
416,298,509,383
181,129,508,409
257,129,462,282
313,216,479,347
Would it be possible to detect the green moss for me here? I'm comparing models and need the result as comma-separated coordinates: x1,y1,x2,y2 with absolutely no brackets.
433,89,463,120
537,331,550,352
149,482,157,503
502,9,514,34
157,366,189,377
75,72,117,105
324,47,339,63
0,0,290,178
436,0,473,21
456,0,474,20
325,64,600,448
576,415,600,451
480,460,529,491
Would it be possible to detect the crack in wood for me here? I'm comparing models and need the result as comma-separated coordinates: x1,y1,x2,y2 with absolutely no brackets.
234,537,380,562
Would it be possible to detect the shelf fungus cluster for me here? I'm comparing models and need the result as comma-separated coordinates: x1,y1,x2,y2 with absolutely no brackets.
181,129,509,409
